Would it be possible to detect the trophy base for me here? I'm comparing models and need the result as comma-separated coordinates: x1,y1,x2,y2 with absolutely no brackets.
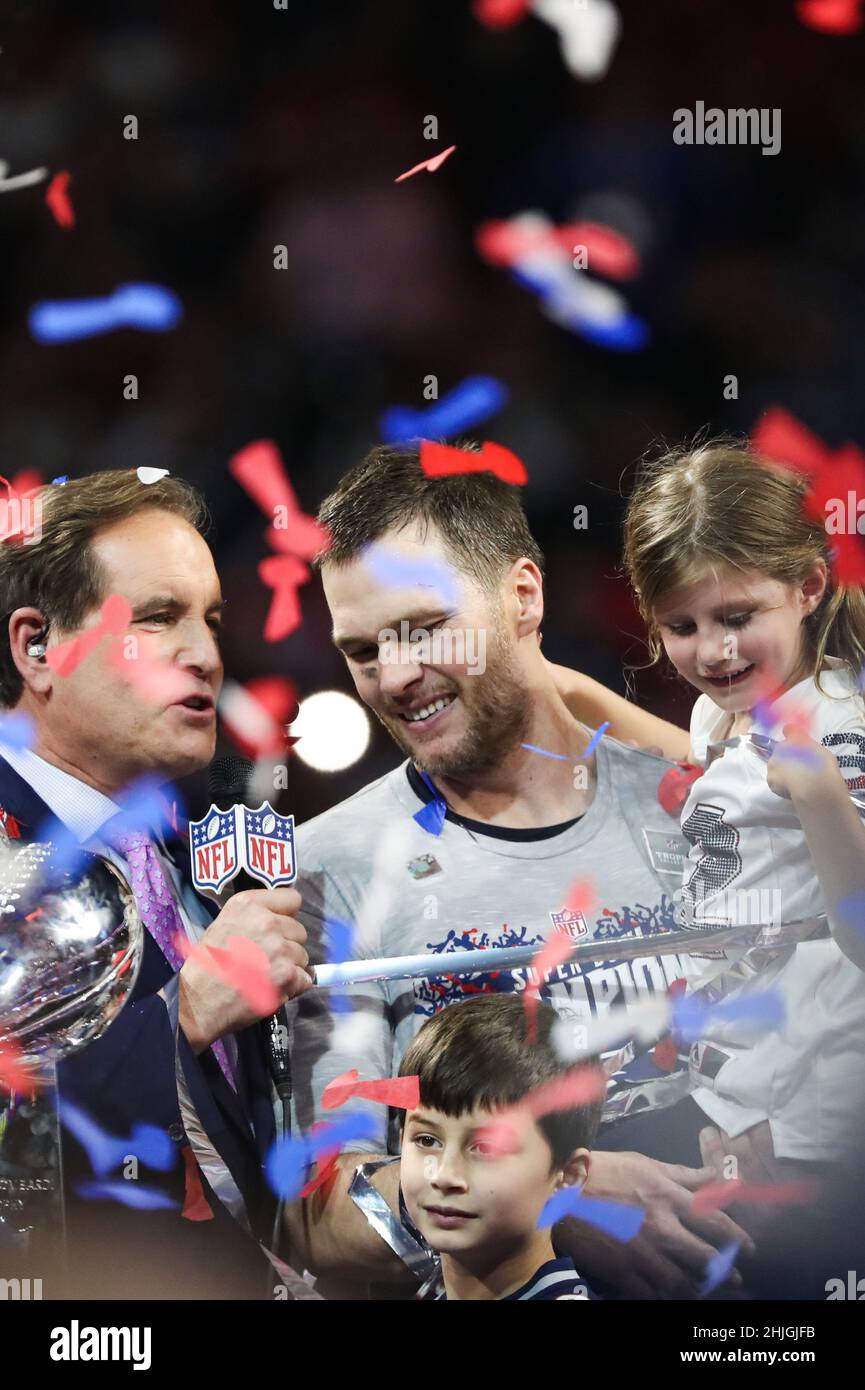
0,1068,66,1298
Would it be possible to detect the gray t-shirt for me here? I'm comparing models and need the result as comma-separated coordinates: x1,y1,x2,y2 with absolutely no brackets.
288,736,692,1151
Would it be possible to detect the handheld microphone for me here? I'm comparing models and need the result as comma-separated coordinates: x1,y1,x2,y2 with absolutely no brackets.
206,755,294,1114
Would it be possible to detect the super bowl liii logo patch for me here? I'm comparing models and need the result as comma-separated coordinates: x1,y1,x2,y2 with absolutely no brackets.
407,853,441,880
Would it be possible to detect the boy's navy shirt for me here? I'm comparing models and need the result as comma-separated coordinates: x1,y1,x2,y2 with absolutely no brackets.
430,1256,593,1301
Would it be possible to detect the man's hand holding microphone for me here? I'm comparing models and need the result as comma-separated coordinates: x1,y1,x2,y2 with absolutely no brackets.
178,886,313,1053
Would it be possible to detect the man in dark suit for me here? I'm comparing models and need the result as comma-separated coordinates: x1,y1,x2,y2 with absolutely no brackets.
0,470,312,1298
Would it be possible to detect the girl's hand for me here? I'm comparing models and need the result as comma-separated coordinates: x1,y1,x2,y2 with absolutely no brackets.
766,723,845,803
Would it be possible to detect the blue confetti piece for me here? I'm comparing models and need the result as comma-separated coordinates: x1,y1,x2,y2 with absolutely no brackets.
413,798,447,836
671,989,785,1045
412,768,447,836
538,1187,644,1242
61,1100,124,1176
75,1178,179,1211
50,475,68,486
520,742,572,762
266,1113,383,1201
557,310,649,353
752,697,776,733
325,918,354,963
0,712,35,750
835,891,865,940
324,918,356,1014
700,1239,740,1296
771,742,823,768
29,282,183,344
34,813,91,882
380,375,509,445
582,721,610,758
113,775,182,838
126,1123,176,1172
510,263,559,297
507,256,649,353
265,1135,310,1201
60,1100,176,1177
363,543,461,610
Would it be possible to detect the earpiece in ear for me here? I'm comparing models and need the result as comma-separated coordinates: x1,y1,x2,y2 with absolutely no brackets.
27,642,47,660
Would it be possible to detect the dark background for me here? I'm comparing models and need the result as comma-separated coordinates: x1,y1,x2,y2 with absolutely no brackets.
1,0,863,820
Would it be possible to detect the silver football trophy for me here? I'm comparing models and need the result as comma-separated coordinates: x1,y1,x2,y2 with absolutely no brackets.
0,836,143,1284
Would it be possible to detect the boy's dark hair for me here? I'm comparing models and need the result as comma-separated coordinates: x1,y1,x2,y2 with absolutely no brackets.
314,443,544,591
398,994,603,1168
0,470,210,708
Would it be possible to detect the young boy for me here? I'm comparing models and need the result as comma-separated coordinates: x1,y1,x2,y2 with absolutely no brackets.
398,993,603,1300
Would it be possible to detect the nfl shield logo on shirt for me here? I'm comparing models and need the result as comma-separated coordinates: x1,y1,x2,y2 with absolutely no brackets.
549,909,589,939
243,802,297,888
189,805,241,893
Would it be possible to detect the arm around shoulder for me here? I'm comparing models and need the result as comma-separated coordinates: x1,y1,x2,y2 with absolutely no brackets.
548,661,691,762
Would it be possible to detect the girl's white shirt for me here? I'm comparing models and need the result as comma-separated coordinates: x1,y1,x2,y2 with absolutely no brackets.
678,657,865,1160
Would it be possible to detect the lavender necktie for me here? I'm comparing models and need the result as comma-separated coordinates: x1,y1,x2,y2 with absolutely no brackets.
105,823,237,1093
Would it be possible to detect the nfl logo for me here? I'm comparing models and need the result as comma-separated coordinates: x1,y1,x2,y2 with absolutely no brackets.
549,909,589,940
190,805,241,893
243,801,297,888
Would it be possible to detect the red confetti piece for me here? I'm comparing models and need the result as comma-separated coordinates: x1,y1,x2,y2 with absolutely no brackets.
258,554,311,642
45,170,75,228
0,809,22,840
476,1065,607,1158
180,1145,214,1221
751,406,830,477
803,442,865,585
297,1123,343,1198
559,220,640,281
229,440,330,562
10,470,44,496
247,675,299,727
394,145,457,183
219,676,299,760
45,594,133,678
691,1177,821,1217
524,1065,607,1120
475,217,640,281
796,0,863,34
563,878,597,918
173,933,280,1017
297,1153,340,1199
420,439,528,485
0,1037,43,1094
751,409,865,586
473,0,531,27
651,978,687,1072
657,762,703,817
321,1068,421,1111
524,933,577,1041
105,638,194,706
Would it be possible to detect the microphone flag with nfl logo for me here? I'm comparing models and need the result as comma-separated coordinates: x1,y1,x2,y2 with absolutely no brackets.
189,801,297,892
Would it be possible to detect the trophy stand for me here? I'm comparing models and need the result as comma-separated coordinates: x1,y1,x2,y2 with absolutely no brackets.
0,1060,67,1298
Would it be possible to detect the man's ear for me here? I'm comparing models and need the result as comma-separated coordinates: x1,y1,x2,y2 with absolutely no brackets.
8,607,53,694
556,1147,591,1192
509,558,544,639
